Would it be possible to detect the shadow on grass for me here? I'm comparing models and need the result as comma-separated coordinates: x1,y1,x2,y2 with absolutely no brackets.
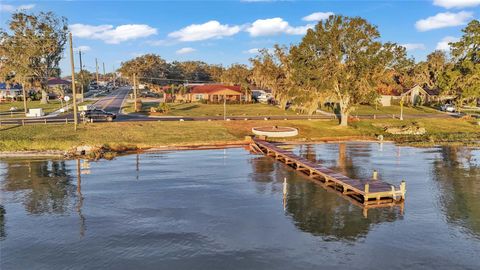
175,104,200,111
0,125,21,132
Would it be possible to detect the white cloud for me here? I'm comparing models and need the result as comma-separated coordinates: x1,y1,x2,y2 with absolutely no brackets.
433,0,480,8
246,17,314,36
401,43,426,51
73,45,91,52
302,12,334,21
70,23,157,44
415,11,473,31
168,21,241,42
436,36,459,51
243,48,274,54
0,3,35,12
244,48,260,54
176,47,196,54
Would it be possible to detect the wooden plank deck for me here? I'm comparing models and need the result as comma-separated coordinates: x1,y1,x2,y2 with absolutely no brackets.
250,138,406,206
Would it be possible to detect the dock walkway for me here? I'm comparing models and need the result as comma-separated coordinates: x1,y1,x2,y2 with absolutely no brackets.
250,138,406,206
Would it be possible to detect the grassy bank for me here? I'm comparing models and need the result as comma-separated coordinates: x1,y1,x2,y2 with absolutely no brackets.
1,118,478,153
322,104,441,116
123,101,298,116
0,100,63,115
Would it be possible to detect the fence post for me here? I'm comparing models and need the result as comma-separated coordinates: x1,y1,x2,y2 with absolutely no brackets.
65,118,68,124
22,119,25,126
44,119,47,125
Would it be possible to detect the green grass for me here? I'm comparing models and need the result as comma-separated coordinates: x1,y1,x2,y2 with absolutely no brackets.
123,101,160,114
0,100,63,114
164,103,297,117
322,104,441,116
1,118,478,152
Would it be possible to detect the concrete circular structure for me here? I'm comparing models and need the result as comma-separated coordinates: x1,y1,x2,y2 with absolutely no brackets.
252,126,298,138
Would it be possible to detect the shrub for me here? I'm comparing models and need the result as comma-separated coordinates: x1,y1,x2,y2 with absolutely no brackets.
158,102,171,113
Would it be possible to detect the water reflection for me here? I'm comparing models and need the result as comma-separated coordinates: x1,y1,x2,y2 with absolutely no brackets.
2,159,75,214
76,159,86,238
250,153,403,241
285,178,402,241
433,146,480,238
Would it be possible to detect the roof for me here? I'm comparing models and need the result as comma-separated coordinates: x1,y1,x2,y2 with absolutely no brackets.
191,84,241,94
47,78,70,85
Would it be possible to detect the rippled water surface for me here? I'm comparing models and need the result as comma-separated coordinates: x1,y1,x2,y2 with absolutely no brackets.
1,143,479,270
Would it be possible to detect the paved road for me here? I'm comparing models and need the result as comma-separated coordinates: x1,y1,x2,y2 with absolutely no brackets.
93,87,131,114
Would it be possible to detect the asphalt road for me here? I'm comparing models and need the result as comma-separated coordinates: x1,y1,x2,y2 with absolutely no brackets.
93,87,131,114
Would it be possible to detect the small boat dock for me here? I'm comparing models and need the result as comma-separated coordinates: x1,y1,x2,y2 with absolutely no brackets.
249,137,406,207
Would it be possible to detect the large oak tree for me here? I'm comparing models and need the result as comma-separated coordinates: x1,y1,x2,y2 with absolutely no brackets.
0,12,68,104
291,15,405,126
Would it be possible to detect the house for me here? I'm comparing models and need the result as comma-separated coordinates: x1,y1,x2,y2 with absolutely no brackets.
0,82,23,100
188,84,243,103
47,78,71,99
378,85,453,106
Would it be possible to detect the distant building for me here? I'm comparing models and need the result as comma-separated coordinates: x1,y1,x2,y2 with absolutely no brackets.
0,82,23,100
379,85,454,106
188,84,243,103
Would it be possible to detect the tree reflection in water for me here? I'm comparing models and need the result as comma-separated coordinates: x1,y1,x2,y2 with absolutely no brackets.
250,150,402,241
2,159,75,214
433,146,480,238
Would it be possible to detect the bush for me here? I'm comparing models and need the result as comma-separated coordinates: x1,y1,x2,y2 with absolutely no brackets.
158,102,171,113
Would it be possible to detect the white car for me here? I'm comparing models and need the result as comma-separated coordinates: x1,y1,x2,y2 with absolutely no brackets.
441,104,456,112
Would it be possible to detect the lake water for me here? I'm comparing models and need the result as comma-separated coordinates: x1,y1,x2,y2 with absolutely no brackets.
1,143,479,270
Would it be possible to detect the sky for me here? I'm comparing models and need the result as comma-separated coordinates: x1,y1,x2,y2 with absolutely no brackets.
1,0,479,76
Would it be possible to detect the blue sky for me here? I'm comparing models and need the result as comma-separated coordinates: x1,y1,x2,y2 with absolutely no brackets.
1,0,479,76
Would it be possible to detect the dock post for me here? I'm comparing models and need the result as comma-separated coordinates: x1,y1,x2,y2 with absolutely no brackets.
364,183,370,205
400,180,406,200
373,170,378,180
283,177,287,196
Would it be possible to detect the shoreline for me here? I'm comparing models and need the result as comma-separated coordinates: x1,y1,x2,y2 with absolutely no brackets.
1,137,478,159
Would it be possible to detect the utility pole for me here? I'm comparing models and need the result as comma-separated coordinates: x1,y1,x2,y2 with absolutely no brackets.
223,94,226,121
102,62,106,80
112,65,116,88
133,73,138,112
69,32,78,131
400,98,404,121
95,58,99,85
78,50,84,102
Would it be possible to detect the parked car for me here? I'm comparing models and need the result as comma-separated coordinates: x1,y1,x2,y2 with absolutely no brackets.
80,109,116,122
440,104,456,112
257,93,273,103
139,92,160,98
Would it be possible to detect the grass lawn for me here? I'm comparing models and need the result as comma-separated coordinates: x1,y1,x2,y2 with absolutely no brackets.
1,118,478,152
123,100,159,114
322,104,441,116
0,99,98,118
0,100,63,114
164,103,297,117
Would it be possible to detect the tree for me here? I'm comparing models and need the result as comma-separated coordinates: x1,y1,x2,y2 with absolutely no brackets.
291,15,405,126
221,64,252,102
251,46,296,110
220,64,251,85
118,54,168,84
204,64,224,82
0,12,68,104
413,50,449,90
441,20,480,106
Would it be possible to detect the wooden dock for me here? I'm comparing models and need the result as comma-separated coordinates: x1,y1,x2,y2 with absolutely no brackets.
249,138,406,207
